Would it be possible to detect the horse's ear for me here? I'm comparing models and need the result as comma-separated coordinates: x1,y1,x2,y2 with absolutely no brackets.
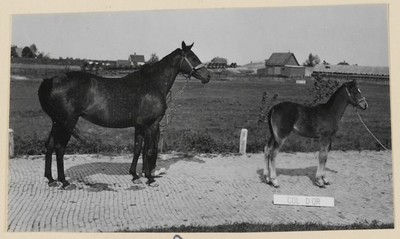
345,79,357,89
181,41,194,52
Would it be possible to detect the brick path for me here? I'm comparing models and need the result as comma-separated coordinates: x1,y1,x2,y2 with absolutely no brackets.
8,150,393,232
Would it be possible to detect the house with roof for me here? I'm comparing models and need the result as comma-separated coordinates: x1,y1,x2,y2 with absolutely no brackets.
129,53,145,67
115,53,145,68
258,52,306,77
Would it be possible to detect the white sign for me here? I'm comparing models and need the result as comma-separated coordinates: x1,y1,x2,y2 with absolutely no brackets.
274,195,334,207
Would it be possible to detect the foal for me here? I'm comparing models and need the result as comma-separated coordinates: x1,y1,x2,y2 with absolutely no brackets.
264,80,368,188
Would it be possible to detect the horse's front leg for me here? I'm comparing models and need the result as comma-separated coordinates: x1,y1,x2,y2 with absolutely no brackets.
143,122,160,186
130,127,144,184
316,139,331,188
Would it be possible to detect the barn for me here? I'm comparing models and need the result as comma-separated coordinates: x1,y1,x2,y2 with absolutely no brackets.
129,53,145,66
257,52,306,77
312,64,389,79
116,60,132,68
207,57,228,68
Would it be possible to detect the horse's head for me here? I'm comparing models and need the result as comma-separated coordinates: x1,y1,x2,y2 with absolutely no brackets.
345,79,368,110
179,41,211,84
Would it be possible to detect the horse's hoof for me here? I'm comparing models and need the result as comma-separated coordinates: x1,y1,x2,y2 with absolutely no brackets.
266,180,279,188
315,181,326,188
323,179,331,185
63,184,76,191
153,168,166,176
132,179,143,185
48,181,59,187
270,182,280,188
149,182,159,187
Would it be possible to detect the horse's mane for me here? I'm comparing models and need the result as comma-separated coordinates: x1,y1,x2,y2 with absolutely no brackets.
132,48,182,77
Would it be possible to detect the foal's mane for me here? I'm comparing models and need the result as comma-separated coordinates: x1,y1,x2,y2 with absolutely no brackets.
323,81,354,108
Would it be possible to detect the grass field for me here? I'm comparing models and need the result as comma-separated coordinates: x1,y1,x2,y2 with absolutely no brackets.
8,75,391,156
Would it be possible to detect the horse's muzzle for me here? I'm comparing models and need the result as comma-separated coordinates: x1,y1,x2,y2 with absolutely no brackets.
201,74,211,84
357,98,368,110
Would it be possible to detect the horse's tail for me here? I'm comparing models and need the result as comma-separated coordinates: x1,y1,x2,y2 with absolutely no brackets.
38,77,58,120
267,107,276,140
38,77,88,143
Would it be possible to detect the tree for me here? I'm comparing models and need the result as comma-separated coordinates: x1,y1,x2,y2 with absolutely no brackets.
11,45,18,58
22,46,35,58
30,44,38,55
303,53,320,67
148,53,159,64
307,73,340,106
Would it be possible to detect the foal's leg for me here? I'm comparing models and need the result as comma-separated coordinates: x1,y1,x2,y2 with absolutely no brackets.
130,127,144,184
268,139,284,188
263,137,273,183
315,138,331,188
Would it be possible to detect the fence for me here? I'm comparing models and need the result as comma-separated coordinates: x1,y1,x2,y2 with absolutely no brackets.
11,67,75,78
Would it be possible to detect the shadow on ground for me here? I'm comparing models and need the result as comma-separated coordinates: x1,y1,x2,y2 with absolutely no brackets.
65,153,206,182
256,166,338,185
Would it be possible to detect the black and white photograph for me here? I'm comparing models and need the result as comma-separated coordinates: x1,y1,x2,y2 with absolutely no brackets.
4,0,397,237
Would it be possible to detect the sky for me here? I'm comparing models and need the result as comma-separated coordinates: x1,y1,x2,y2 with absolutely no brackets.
11,4,389,67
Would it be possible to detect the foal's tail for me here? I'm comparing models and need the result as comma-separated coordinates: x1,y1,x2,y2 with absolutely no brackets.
267,107,276,141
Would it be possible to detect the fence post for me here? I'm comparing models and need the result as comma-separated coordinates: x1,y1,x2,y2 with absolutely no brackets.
239,128,248,155
9,129,14,158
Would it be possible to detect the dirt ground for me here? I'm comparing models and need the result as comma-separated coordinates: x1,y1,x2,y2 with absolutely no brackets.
8,150,393,232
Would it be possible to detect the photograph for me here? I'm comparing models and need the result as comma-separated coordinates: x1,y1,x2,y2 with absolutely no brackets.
5,1,395,237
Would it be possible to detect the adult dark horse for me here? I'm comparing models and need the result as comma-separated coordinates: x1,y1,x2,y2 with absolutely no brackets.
38,41,211,188
264,80,368,188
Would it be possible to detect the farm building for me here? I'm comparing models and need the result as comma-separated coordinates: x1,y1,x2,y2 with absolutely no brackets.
116,60,132,68
257,52,306,77
15,47,23,57
207,57,228,68
312,64,389,79
116,53,145,68
129,53,146,66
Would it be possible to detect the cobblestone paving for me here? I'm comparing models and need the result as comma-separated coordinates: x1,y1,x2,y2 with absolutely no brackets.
8,150,393,232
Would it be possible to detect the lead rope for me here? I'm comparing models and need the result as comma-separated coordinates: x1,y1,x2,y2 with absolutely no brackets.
355,109,389,150
159,75,190,132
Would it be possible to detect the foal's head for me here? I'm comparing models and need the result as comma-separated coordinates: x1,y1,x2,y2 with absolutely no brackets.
180,41,211,84
344,80,368,110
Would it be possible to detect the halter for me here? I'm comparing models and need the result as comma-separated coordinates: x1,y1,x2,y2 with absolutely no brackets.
180,53,206,78
345,87,366,105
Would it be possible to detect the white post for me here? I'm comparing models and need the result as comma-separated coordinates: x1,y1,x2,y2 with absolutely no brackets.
158,134,164,153
9,129,14,158
239,128,248,155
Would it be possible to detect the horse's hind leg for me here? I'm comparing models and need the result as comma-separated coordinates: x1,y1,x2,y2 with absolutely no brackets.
130,127,144,184
264,136,284,188
263,137,273,184
44,126,57,186
315,138,331,188
268,139,284,188
55,126,74,188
